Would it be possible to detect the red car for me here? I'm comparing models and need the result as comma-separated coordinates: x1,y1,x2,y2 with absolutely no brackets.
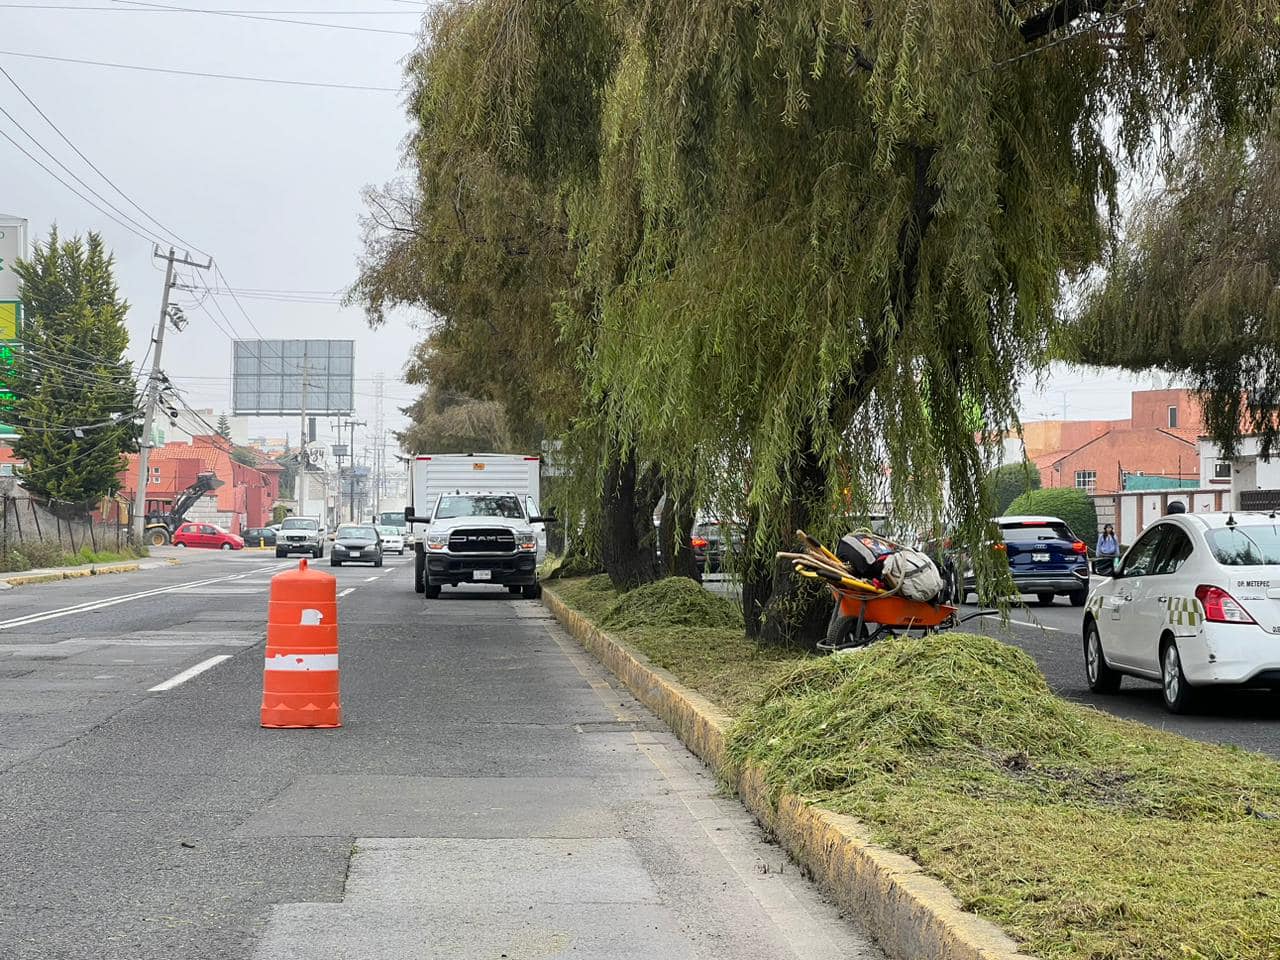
173,522,245,551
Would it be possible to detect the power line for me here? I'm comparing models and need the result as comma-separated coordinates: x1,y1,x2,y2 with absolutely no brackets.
0,63,203,254
106,0,417,36
0,126,157,243
0,50,399,92
0,96,172,248
1,4,419,13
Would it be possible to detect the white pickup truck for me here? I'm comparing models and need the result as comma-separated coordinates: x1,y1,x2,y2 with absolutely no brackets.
405,454,552,598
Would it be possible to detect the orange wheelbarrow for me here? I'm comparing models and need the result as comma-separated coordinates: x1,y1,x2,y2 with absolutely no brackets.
818,584,989,652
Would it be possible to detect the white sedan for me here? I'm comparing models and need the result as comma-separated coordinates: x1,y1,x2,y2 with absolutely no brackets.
376,526,406,555
1084,512,1280,712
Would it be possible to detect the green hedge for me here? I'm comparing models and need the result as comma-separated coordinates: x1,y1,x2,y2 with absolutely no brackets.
1004,487,1098,549
984,461,1041,514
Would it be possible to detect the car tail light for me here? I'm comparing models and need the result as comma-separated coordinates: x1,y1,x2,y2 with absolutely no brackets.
691,537,709,549
991,543,1007,553
1195,584,1256,624
1072,541,1088,554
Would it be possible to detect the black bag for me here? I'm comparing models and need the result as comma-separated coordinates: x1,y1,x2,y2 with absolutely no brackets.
836,533,890,579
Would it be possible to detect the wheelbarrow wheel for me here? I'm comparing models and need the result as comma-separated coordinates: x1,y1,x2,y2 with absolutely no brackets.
825,614,871,650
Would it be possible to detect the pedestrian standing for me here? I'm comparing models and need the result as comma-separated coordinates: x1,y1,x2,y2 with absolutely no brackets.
1096,524,1119,558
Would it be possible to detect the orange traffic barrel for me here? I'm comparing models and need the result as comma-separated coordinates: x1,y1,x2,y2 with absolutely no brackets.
260,558,342,728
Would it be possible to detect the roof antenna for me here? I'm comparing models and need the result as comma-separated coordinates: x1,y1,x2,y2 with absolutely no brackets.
1226,512,1238,529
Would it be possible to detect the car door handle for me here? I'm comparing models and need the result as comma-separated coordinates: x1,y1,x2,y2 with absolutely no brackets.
1122,595,1133,602
1157,595,1169,603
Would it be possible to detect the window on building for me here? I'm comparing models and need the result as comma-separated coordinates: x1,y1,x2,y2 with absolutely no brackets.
1214,460,1232,480
1168,405,1179,428
0,464,12,477
1075,470,1097,492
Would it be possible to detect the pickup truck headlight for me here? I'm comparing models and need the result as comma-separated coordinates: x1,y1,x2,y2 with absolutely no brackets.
426,534,448,550
518,536,538,552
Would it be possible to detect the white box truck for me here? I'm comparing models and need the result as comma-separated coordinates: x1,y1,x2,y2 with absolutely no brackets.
405,454,550,597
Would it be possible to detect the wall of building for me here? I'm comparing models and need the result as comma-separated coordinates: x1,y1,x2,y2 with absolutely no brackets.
1131,389,1204,432
1044,428,1199,495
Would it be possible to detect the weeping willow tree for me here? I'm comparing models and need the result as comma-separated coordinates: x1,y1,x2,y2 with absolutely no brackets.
364,0,1279,643
1070,114,1280,455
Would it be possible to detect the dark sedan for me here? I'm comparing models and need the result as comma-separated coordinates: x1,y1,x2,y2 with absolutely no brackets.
242,527,277,548
330,524,383,568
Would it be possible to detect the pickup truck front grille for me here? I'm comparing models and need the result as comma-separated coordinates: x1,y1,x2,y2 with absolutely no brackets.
448,528,516,554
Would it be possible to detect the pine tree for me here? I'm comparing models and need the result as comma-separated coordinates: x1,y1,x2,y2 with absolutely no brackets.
216,413,232,440
9,229,137,505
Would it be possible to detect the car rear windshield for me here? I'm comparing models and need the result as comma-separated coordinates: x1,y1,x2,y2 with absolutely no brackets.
1000,522,1074,543
1206,525,1280,566
376,527,400,537
337,526,377,539
281,518,318,530
435,495,524,520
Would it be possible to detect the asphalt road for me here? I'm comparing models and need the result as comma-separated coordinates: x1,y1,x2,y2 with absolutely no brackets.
1,549,883,960
703,576,1280,759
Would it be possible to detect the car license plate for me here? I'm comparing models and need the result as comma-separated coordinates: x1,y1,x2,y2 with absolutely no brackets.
1032,552,1050,562
474,570,492,581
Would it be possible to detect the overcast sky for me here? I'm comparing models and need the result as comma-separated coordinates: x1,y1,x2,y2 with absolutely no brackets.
1,0,1165,459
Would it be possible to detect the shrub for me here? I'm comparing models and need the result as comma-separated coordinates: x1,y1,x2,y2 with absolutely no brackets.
984,461,1041,514
1005,487,1098,548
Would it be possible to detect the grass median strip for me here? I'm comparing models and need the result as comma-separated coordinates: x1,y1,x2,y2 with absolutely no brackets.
552,574,1280,960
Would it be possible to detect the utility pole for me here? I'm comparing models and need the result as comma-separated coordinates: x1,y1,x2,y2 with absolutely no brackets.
344,419,366,521
132,246,210,544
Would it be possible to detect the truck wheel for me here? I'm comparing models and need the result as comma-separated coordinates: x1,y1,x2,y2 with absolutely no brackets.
508,585,522,595
424,584,441,599
147,529,170,547
414,547,426,594
276,549,286,558
522,583,542,600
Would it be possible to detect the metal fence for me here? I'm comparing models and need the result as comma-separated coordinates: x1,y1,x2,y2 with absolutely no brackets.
0,486,132,563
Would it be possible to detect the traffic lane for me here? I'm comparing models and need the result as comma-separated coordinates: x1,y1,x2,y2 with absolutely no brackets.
2,557,879,960
0,553,318,769
965,614,1280,759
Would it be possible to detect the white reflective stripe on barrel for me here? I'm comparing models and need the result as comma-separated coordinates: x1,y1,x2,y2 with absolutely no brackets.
264,653,339,672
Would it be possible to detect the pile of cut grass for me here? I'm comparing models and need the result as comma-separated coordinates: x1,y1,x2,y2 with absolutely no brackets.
727,632,1280,960
555,575,804,712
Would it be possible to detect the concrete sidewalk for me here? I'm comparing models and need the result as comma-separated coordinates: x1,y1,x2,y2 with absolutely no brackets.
0,556,174,589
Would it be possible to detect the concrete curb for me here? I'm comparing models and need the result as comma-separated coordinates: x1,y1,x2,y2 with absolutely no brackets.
1,562,142,587
542,586,1035,960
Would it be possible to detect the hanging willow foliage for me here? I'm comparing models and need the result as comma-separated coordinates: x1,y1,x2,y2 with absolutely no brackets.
358,0,1280,641
1070,114,1280,456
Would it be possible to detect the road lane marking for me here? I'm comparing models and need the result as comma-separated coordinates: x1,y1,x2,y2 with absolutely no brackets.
338,588,355,598
364,576,379,582
979,614,1062,632
0,566,282,632
149,655,232,692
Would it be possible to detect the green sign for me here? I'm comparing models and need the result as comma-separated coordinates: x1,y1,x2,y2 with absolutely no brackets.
0,300,18,438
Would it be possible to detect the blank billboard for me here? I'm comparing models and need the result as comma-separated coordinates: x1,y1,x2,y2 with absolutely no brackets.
232,339,354,416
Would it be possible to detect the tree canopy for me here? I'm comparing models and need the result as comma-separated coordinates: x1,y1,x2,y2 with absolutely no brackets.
9,229,137,506
1070,113,1280,455
358,0,1280,642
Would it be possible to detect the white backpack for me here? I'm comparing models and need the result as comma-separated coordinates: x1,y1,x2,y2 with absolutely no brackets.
881,549,945,603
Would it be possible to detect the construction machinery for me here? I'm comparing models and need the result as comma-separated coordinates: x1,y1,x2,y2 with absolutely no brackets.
143,472,224,546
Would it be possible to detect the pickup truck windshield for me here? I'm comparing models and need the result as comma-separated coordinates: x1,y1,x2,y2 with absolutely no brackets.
281,518,318,530
435,495,524,520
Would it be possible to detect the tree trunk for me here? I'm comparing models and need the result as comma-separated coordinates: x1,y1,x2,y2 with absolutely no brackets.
658,487,699,582
749,433,833,649
600,448,660,590
747,145,940,647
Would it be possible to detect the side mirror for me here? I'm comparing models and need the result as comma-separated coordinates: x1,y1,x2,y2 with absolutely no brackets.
404,506,414,522
1093,558,1115,578
530,511,558,524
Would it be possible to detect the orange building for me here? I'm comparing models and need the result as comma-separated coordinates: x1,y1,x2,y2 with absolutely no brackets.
118,435,282,533
1016,389,1205,496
